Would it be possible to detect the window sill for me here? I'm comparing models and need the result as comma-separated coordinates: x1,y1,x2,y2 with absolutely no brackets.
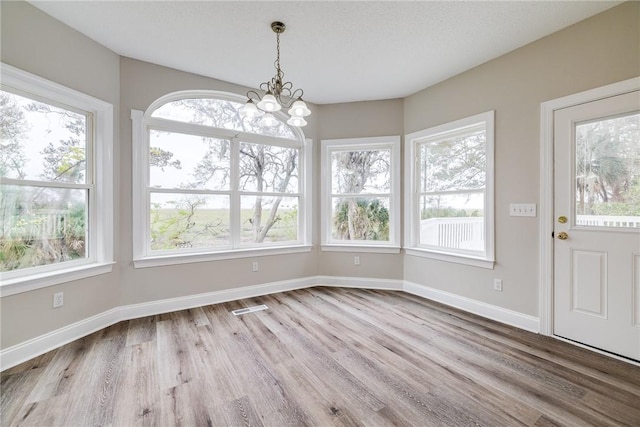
321,245,401,254
404,248,495,269
134,245,313,268
0,262,115,297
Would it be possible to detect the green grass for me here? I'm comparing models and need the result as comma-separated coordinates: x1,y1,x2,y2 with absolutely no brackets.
150,208,298,250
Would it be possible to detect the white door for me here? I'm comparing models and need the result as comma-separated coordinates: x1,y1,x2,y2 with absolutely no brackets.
553,90,640,361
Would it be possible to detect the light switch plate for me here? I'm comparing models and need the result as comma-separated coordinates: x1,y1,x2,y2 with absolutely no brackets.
509,203,536,217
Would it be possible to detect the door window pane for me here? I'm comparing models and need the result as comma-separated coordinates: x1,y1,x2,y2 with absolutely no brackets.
575,113,640,228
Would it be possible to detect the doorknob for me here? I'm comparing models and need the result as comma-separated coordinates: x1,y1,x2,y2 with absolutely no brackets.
557,231,569,240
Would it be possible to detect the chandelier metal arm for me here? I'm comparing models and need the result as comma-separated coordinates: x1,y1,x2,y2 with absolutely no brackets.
246,90,263,104
252,79,304,110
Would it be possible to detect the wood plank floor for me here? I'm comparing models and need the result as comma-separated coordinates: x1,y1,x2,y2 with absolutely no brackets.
2,287,640,426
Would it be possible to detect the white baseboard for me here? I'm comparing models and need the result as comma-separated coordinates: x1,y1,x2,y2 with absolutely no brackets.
403,281,540,333
0,307,122,372
315,275,404,291
1,276,538,371
120,276,319,321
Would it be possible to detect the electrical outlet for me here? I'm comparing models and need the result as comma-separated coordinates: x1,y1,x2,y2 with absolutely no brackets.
354,256,360,266
53,292,64,308
493,279,503,292
252,262,259,272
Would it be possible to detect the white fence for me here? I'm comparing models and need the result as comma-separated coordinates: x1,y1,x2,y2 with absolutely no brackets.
15,210,71,239
36,210,70,237
576,215,640,228
420,217,484,250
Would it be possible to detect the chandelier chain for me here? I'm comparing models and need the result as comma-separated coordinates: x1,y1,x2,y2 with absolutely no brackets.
275,31,281,77
243,20,309,126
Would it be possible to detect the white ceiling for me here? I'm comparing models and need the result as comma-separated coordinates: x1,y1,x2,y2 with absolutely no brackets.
28,1,621,105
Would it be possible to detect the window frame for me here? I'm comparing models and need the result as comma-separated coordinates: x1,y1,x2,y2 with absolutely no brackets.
404,111,495,269
132,90,312,268
320,136,401,252
0,63,114,296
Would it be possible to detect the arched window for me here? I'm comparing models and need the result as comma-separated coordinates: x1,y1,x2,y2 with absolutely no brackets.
132,91,311,267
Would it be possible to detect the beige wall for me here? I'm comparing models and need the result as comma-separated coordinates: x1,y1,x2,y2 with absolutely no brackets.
316,100,405,280
1,0,638,350
403,1,640,316
0,1,121,348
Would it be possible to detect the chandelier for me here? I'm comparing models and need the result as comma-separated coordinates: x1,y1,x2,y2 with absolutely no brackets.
242,21,311,127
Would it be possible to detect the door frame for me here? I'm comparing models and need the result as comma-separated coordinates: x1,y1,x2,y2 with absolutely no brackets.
539,77,640,338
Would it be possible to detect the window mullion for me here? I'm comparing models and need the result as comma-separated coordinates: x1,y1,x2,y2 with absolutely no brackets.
418,188,485,197
147,118,238,140
147,118,300,149
331,192,391,198
86,112,95,186
148,187,232,196
0,178,91,190
230,138,241,249
142,118,152,258
239,191,300,198
86,112,96,262
144,187,151,258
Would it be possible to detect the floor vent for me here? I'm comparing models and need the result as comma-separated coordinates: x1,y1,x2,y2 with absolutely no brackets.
231,304,269,316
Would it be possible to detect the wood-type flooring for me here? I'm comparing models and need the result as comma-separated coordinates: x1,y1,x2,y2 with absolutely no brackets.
2,287,640,426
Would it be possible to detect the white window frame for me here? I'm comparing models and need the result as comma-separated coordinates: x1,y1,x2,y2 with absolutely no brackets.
404,111,495,269
321,136,401,253
132,90,312,268
0,63,114,296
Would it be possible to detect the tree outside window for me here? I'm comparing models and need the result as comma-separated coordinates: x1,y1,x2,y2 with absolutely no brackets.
575,113,640,222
